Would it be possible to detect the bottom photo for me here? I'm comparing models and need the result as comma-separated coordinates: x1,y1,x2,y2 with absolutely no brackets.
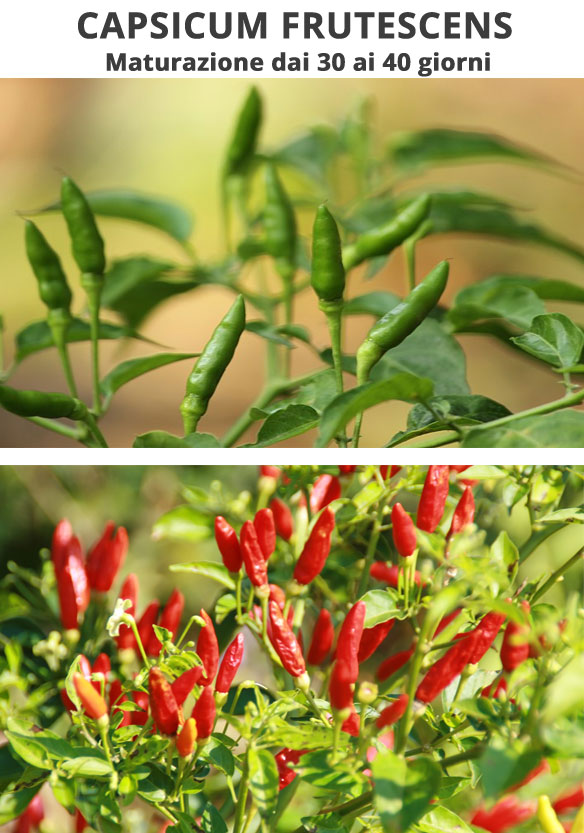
1,465,583,833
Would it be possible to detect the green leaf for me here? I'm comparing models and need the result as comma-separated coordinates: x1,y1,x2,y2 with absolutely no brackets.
344,292,400,317
0,785,44,825
360,589,400,628
477,738,542,797
102,257,176,306
272,126,340,186
204,741,235,777
449,283,545,330
543,653,584,723
388,128,560,173
61,755,114,778
169,560,235,590
13,318,142,365
391,395,511,445
200,802,228,833
372,750,441,833
538,507,584,524
316,373,433,447
511,313,584,368
152,506,213,542
248,747,279,819
134,431,221,448
5,731,52,770
246,321,295,348
100,353,196,407
491,531,519,569
463,410,584,448
254,405,320,447
42,190,193,243
463,273,584,304
294,749,359,793
418,806,474,833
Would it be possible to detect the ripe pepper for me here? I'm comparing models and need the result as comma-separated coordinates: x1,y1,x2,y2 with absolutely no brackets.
197,609,219,685
268,600,307,682
216,632,245,693
293,507,335,585
472,796,536,833
91,653,111,693
329,661,354,712
115,573,139,651
275,748,306,790
380,465,402,480
61,176,106,276
191,685,216,740
310,474,341,514
15,793,44,833
57,553,90,630
149,667,180,735
223,87,262,179
537,796,566,833
240,521,269,588
61,654,92,712
358,618,395,663
75,809,88,833
500,601,531,672
481,677,507,699
264,163,297,280
181,295,246,434
376,647,414,682
307,609,334,666
391,503,417,557
137,600,160,653
376,694,409,729
356,261,449,383
342,705,361,736
370,562,422,587
447,485,475,539
51,518,76,574
86,521,129,593
311,205,345,303
176,717,198,758
417,465,450,533
254,508,276,560
269,498,293,541
171,665,204,706
553,785,584,815
467,611,507,664
335,601,366,684
342,194,431,271
147,589,185,656
214,516,242,573
73,672,108,723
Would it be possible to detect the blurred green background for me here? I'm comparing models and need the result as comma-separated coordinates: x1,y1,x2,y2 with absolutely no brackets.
1,80,583,446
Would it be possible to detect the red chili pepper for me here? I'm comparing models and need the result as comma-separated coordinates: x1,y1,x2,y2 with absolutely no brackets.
148,589,185,657
467,611,507,664
380,466,402,480
171,665,204,706
254,508,276,560
116,573,139,651
73,672,108,722
269,583,286,610
508,760,549,792
57,553,90,630
91,653,111,693
149,667,180,735
376,647,414,682
214,516,242,573
391,503,417,557
471,796,536,832
62,654,92,712
376,694,409,729
434,609,461,636
176,717,198,757
370,562,422,587
341,704,361,736
448,486,475,538
269,600,306,679
137,600,160,653
450,465,478,488
481,677,507,699
307,609,334,666
553,785,584,815
197,609,219,685
75,808,88,833
500,601,530,672
415,636,474,703
338,465,356,475
275,748,307,790
335,601,366,684
417,465,450,533
51,518,75,573
132,689,150,725
329,661,354,711
191,685,216,739
216,633,245,693
310,474,341,514
15,794,44,833
108,678,128,722
293,507,335,585
86,521,128,593
358,619,395,663
260,465,281,480
240,521,269,588
269,498,294,541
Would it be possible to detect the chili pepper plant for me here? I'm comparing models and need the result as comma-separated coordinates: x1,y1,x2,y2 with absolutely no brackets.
2,464,584,833
2,90,584,447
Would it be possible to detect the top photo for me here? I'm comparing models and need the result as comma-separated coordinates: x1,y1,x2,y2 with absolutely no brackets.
1,78,583,448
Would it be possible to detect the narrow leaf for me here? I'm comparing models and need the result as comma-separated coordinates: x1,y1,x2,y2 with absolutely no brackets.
100,353,196,407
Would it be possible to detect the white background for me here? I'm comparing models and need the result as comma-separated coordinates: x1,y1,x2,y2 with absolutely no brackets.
1,0,583,79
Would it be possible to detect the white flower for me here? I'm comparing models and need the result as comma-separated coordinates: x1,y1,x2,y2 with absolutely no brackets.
106,597,134,638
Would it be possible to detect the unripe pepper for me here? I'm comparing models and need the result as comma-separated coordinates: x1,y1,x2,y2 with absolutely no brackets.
269,498,293,541
73,672,108,723
57,553,90,630
197,609,219,685
148,589,185,656
356,261,449,383
538,796,566,833
310,474,341,514
376,694,409,729
264,163,297,278
86,521,128,593
24,220,73,313
181,295,246,434
376,647,414,682
149,667,180,735
269,600,307,684
417,465,450,533
391,503,417,557
370,562,422,587
448,485,475,539
500,601,531,672
311,205,345,303
61,176,106,276
342,194,431,271
223,87,262,179
307,609,334,666
335,601,366,684
0,384,87,421
254,508,276,560
176,717,198,758
115,573,139,651
171,665,204,706
214,516,242,573
293,507,335,585
191,685,216,740
216,632,245,693
358,618,395,663
240,521,269,588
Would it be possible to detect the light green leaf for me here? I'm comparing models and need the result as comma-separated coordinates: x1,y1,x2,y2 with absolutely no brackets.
463,410,584,448
153,506,213,542
248,747,279,819
372,750,441,832
418,806,474,833
0,786,44,826
134,431,221,448
360,589,400,628
543,654,584,723
100,353,196,407
170,561,235,590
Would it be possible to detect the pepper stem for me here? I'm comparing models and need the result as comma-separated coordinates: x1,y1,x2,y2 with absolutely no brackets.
48,311,77,397
81,273,103,415
319,298,346,447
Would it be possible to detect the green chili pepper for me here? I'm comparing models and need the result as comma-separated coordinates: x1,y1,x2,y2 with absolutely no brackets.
356,260,449,383
264,163,296,279
0,383,86,420
342,194,431,271
223,87,262,180
311,205,345,303
24,221,72,314
181,295,246,434
60,177,106,276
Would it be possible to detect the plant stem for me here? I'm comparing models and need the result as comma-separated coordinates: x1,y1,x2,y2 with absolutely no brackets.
531,548,583,603
320,299,346,447
394,612,433,754
406,431,460,448
129,619,150,668
49,314,78,397
26,416,83,441
81,274,103,414
357,507,384,598
232,751,250,833
466,387,584,436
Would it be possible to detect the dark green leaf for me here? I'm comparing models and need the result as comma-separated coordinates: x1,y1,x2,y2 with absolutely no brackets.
248,747,279,819
246,321,295,347
344,292,400,317
390,394,511,445
511,313,584,368
102,257,176,306
100,353,196,407
254,405,320,447
295,749,360,793
449,283,545,330
467,274,584,304
372,750,441,833
463,410,584,447
14,318,142,365
169,561,235,590
200,802,228,833
477,738,542,797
